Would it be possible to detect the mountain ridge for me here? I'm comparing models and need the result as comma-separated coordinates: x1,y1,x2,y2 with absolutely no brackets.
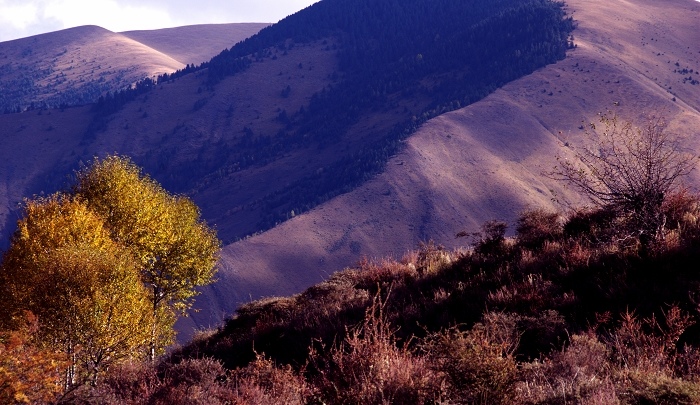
0,23,266,112
181,0,700,336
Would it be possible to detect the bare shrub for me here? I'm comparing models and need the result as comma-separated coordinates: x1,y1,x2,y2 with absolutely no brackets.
608,306,695,374
229,355,311,405
517,334,618,404
620,370,700,405
355,256,419,287
516,209,563,250
563,207,619,244
416,241,452,276
560,240,594,268
67,355,310,405
552,114,696,246
473,220,509,256
487,274,566,316
676,344,700,382
662,189,700,235
146,358,234,404
75,361,159,404
518,310,569,361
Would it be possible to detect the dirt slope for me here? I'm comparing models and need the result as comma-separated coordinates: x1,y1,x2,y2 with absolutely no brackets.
120,23,269,65
184,0,700,335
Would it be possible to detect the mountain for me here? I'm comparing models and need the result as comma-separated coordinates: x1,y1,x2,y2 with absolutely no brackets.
120,23,270,66
0,23,266,112
0,0,573,247
0,0,698,341
185,0,700,334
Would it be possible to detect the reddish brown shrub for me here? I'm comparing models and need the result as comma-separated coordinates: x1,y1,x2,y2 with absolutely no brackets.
415,241,452,276
0,312,66,405
148,358,234,404
564,207,618,242
516,209,563,250
517,333,616,404
229,355,311,405
608,307,695,374
76,361,159,404
311,297,444,404
621,370,700,405
662,189,700,232
474,220,509,256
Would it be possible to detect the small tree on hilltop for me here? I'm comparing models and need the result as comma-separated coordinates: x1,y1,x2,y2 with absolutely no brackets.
552,114,697,246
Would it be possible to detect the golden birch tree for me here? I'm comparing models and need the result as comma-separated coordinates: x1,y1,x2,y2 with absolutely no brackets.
0,195,152,386
74,156,220,360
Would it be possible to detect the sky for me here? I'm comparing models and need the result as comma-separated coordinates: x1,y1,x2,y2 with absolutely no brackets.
0,0,319,42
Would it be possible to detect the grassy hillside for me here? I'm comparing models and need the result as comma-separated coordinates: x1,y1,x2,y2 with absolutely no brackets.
199,0,574,230
120,23,269,66
0,24,265,113
0,26,183,112
91,0,574,234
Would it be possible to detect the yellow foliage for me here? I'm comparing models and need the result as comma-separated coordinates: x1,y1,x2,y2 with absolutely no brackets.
0,155,220,391
75,156,219,308
75,155,219,356
0,195,152,386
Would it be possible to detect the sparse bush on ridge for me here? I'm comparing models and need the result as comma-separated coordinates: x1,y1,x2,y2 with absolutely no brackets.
551,114,697,248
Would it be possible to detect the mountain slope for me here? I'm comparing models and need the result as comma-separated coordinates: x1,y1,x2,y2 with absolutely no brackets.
1,0,693,340
0,24,266,112
120,23,269,65
183,0,700,334
0,25,183,111
0,0,574,248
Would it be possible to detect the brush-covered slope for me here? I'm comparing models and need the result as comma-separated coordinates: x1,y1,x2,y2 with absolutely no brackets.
120,23,269,65
74,192,700,404
184,0,700,333
0,23,265,112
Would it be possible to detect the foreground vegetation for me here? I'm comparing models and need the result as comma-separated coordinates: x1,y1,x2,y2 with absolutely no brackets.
11,188,695,404
0,156,219,400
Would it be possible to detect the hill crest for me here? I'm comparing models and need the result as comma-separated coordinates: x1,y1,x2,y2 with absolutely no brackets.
0,23,265,112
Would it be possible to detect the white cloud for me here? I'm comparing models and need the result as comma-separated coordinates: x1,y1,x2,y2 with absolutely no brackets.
0,0,320,42
43,0,174,32
0,3,38,29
